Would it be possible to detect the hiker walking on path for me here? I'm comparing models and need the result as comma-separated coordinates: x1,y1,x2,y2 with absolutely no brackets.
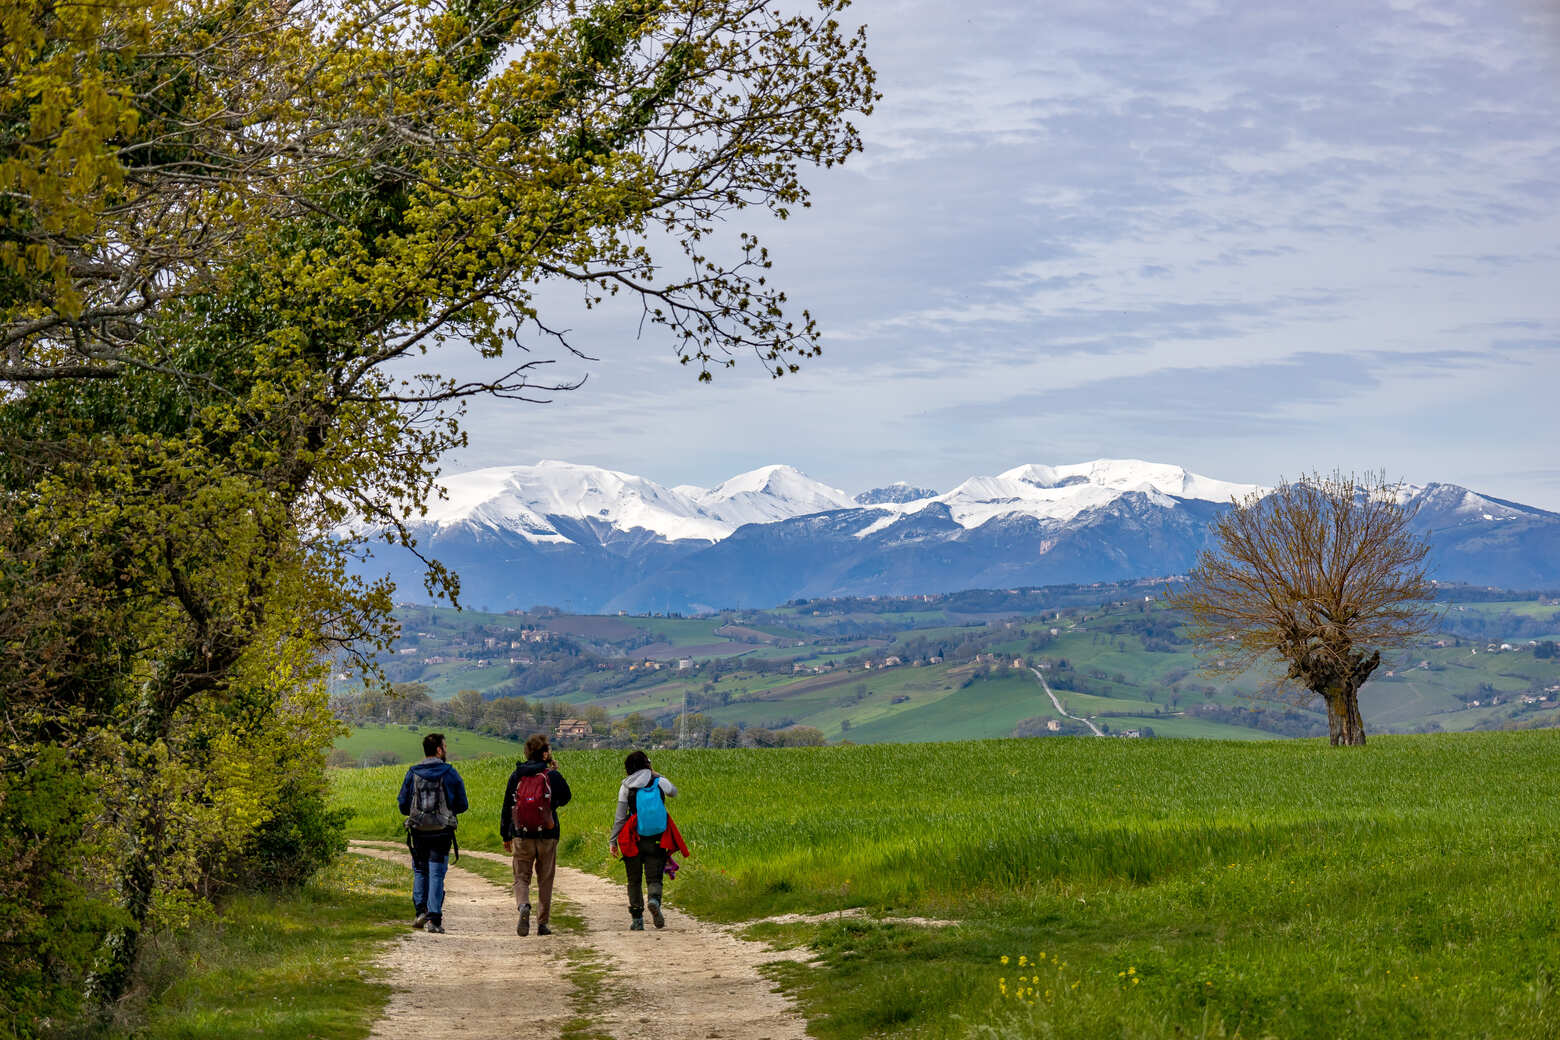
501,733,572,937
610,750,687,931
397,733,469,934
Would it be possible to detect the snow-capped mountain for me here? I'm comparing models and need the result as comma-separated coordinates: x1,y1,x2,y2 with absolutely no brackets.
414,460,854,544
416,461,725,543
679,465,856,528
870,460,1264,532
415,458,1255,544
355,460,1560,613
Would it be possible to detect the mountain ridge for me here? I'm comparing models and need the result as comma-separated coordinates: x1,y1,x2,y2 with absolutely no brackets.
353,459,1560,613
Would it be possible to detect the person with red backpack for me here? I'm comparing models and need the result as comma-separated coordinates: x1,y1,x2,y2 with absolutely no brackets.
609,749,680,931
500,733,572,937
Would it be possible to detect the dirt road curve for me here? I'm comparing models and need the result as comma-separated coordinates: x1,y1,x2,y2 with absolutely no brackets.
1029,666,1105,736
350,841,811,1040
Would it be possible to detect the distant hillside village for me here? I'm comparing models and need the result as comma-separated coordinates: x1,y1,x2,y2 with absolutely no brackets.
325,584,1560,760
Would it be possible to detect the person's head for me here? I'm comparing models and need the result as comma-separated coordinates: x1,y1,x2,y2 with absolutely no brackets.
524,733,550,763
624,749,651,775
423,733,446,759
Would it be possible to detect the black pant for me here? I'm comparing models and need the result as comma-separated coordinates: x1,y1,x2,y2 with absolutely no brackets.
623,834,667,915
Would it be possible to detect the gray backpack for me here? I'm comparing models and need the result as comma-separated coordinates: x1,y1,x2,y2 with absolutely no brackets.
406,772,457,831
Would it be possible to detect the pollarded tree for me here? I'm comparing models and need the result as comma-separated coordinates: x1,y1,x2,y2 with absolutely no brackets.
1165,472,1434,746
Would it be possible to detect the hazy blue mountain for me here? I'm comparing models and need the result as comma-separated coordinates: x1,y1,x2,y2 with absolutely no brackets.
854,484,940,505
354,462,1560,613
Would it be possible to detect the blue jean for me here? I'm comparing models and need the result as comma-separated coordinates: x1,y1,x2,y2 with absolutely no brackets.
409,831,453,918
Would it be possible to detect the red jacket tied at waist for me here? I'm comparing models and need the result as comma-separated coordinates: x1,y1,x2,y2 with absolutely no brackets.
617,812,690,858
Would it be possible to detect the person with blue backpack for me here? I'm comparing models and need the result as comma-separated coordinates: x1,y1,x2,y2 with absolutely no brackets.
609,749,678,930
397,733,469,934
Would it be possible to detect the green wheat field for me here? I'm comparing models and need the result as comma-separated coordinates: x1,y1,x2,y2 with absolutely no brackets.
332,731,1560,1038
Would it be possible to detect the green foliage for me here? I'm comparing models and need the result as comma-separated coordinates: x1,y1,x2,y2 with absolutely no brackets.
223,782,351,892
0,749,124,1037
2,0,876,1019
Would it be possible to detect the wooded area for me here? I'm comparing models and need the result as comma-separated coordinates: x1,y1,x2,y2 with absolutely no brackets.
0,0,873,1031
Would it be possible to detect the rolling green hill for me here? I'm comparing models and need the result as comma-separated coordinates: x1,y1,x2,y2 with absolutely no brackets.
342,584,1560,744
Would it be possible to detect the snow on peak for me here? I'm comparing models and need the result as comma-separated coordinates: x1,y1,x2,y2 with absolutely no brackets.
423,462,731,543
997,459,1260,503
692,464,855,527
410,458,1271,545
865,460,1266,530
414,461,856,544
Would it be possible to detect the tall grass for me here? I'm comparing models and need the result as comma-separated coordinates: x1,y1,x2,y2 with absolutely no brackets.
122,856,407,1039
332,732,1560,1037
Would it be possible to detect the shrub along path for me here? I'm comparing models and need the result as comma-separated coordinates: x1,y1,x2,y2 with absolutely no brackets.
349,840,811,1040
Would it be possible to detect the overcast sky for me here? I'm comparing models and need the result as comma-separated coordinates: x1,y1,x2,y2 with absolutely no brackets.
439,0,1560,509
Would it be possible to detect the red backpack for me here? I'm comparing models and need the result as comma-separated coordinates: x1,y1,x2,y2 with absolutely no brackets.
512,771,555,833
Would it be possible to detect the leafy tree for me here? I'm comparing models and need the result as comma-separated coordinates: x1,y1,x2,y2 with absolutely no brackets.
450,689,487,731
1,0,876,1017
744,726,779,748
1166,473,1433,746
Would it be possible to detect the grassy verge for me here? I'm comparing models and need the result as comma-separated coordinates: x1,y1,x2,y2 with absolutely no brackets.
121,856,406,1040
332,732,1560,1038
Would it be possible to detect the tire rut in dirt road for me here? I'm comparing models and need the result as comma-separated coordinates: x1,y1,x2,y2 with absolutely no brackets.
351,840,811,1040
352,843,578,1038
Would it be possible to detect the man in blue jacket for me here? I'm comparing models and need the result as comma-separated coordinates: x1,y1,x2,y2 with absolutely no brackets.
397,733,469,933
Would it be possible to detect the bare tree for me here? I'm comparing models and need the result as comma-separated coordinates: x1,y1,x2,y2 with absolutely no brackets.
1166,472,1434,746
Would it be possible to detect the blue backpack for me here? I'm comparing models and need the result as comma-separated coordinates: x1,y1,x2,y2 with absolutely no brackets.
635,779,668,836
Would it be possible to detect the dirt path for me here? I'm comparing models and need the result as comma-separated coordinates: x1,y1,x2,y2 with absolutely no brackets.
350,840,810,1040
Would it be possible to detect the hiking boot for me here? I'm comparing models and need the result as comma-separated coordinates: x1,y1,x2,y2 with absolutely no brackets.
517,904,531,937
412,911,430,930
629,916,644,931
536,924,552,936
648,898,665,930
426,921,445,934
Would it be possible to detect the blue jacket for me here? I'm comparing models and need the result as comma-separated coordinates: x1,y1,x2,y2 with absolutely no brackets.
398,757,469,830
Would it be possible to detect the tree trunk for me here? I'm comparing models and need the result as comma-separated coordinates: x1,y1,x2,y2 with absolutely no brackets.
86,702,175,1008
85,837,156,1007
1323,684,1368,746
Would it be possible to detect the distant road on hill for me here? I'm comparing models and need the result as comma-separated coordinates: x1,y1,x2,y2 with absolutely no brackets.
1031,666,1105,737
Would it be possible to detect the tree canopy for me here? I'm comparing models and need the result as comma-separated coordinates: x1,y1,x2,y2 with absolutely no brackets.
1165,472,1434,746
0,0,875,1024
